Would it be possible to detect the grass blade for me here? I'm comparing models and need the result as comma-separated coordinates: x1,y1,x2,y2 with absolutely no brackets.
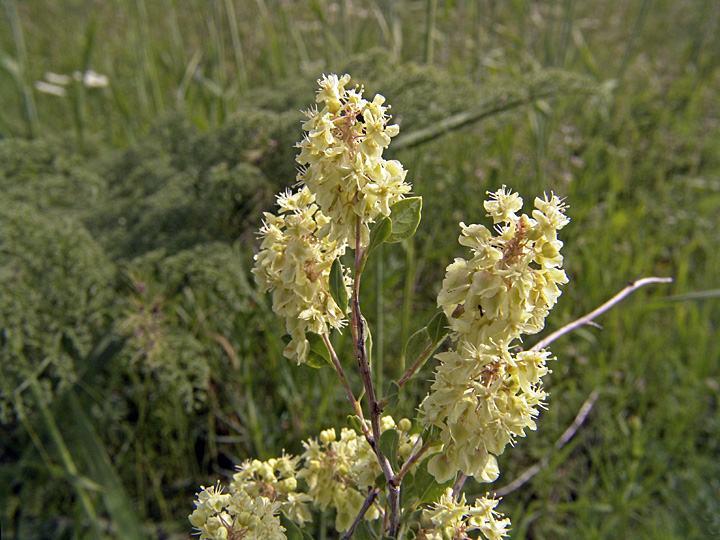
67,391,148,540
392,70,604,150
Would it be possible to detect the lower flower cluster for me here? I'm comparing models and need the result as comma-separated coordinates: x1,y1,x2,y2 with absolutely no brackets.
420,488,510,540
189,483,286,540
191,416,420,538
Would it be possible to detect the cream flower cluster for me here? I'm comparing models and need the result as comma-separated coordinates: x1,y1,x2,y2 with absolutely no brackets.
189,483,286,540
437,186,569,346
421,344,551,482
298,416,420,532
231,454,313,525
252,186,350,363
296,73,412,248
420,187,569,483
194,417,419,535
421,488,510,540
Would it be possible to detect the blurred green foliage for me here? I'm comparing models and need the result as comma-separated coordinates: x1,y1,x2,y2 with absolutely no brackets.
1,1,720,539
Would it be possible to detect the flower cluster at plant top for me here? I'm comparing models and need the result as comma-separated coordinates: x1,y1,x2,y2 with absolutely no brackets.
296,73,411,249
421,488,510,540
253,73,413,364
252,186,349,363
191,416,420,538
420,187,570,483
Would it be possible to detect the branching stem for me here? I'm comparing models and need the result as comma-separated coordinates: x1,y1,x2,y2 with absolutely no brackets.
491,389,600,497
341,488,380,540
531,276,673,351
322,333,371,440
349,215,401,537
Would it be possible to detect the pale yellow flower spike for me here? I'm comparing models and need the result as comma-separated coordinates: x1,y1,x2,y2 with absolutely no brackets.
296,73,411,249
420,186,569,484
252,186,350,364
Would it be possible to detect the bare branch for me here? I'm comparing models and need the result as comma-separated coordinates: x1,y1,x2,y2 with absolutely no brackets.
492,389,600,498
531,277,673,352
322,333,371,441
341,488,381,540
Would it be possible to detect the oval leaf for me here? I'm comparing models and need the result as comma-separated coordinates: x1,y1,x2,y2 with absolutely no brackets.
427,311,449,345
384,381,400,410
368,215,392,254
386,197,422,243
347,414,365,435
414,457,455,505
279,512,304,540
304,332,332,368
329,258,348,314
379,428,400,472
403,327,430,366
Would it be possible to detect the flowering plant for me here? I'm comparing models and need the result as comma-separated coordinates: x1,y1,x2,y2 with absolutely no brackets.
190,73,572,540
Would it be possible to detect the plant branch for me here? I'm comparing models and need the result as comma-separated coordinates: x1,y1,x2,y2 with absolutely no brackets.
393,433,438,486
492,389,600,498
341,487,381,540
531,277,673,351
322,332,371,440
351,215,401,536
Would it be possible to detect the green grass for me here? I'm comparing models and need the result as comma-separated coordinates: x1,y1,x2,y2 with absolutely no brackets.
1,1,719,538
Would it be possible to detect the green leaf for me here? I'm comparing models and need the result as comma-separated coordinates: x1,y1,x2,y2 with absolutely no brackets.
304,333,333,368
386,197,422,243
385,381,400,410
66,393,148,540
379,429,400,471
427,311,449,345
368,215,392,254
280,511,305,540
329,258,348,313
403,327,431,366
413,457,454,505
364,316,373,367
347,414,365,435
355,520,380,540
398,469,416,510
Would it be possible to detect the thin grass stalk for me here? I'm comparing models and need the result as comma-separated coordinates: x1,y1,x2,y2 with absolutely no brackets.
164,0,186,75
72,16,98,152
117,0,149,114
243,351,268,460
2,0,38,138
286,14,311,72
210,1,228,123
340,0,350,56
135,0,164,114
67,391,148,540
424,0,437,64
375,243,385,396
399,237,415,373
224,0,249,93
255,0,285,81
311,0,343,68
103,55,136,144
616,0,651,81
554,0,575,67
27,379,103,538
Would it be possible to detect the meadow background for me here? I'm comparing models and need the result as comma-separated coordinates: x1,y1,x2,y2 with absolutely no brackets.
1,0,719,538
